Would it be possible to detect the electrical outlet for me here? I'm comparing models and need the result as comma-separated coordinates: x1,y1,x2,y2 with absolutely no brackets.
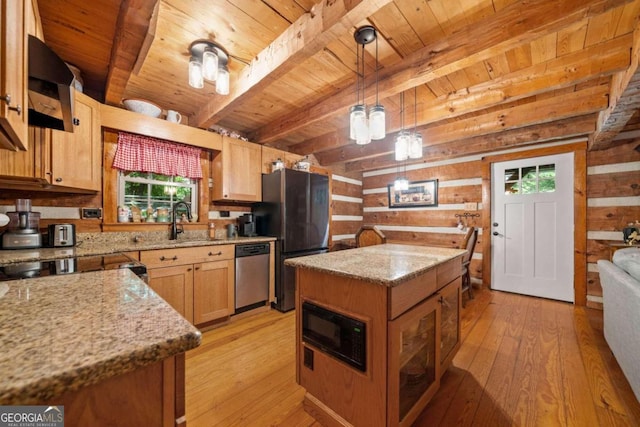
220,210,230,217
81,207,102,219
464,202,478,211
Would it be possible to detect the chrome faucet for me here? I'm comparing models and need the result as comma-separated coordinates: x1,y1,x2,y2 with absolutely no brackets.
170,201,192,240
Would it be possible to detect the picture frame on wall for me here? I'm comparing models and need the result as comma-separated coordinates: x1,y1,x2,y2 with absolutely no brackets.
387,179,438,208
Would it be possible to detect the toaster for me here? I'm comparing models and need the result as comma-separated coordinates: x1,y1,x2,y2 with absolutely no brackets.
48,224,76,247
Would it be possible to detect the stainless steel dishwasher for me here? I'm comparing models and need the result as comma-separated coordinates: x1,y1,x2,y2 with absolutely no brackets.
235,243,270,313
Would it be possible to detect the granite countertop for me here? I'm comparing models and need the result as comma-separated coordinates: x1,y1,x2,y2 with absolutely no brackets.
285,243,467,287
0,235,276,265
0,268,201,404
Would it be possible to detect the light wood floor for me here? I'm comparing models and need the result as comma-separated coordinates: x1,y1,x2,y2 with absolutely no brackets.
185,287,640,426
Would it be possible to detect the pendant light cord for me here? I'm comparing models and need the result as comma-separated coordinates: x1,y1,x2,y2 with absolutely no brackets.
375,32,379,105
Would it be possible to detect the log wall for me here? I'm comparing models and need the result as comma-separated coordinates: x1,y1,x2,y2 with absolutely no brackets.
586,139,640,309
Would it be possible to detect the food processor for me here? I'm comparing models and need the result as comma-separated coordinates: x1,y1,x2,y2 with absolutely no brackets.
1,199,43,249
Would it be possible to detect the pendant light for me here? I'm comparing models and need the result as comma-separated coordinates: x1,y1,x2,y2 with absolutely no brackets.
349,26,385,144
189,40,230,95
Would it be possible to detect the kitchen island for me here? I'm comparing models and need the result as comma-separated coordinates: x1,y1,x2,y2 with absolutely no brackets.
286,243,466,427
0,268,201,426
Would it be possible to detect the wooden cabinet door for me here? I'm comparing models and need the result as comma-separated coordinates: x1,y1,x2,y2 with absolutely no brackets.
438,278,461,373
148,265,194,324
0,126,48,178
49,92,101,190
0,0,28,150
213,136,261,201
193,260,234,325
388,295,440,427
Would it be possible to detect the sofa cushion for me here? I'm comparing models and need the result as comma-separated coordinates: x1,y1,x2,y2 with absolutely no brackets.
612,247,640,282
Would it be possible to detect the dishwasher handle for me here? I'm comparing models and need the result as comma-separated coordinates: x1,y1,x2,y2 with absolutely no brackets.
235,243,270,257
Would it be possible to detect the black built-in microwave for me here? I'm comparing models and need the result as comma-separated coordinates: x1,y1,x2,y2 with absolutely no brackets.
302,301,366,372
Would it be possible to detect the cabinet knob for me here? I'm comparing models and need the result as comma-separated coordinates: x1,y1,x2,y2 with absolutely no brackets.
55,177,63,183
187,268,193,272
195,267,200,270
73,117,80,126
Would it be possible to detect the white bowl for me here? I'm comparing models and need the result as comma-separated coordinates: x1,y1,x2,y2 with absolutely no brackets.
123,99,162,118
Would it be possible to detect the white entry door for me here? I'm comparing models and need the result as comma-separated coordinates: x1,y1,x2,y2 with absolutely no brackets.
491,153,574,302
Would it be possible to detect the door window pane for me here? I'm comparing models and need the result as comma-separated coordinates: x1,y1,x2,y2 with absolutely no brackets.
504,163,555,196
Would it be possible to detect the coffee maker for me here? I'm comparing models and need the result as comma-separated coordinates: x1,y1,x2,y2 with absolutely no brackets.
1,199,43,249
238,213,257,237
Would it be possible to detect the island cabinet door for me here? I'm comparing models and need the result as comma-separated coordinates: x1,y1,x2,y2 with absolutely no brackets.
148,265,194,324
388,294,441,427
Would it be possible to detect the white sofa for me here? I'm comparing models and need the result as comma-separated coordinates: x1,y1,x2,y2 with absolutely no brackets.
597,247,640,402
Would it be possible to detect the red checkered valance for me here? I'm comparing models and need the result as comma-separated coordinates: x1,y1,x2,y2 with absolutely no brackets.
112,132,203,179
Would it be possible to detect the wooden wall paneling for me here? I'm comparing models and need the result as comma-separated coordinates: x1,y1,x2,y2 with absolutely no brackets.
330,221,362,236
363,185,481,208
587,171,640,197
587,206,640,230
332,179,362,197
587,139,640,165
332,200,363,217
384,230,477,248
363,210,482,228
480,141,588,306
363,161,483,190
587,239,613,263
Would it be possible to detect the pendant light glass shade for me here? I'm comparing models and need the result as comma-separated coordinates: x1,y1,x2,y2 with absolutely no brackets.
350,105,366,140
216,66,230,95
202,49,219,81
369,104,385,140
395,131,410,161
353,109,370,145
409,132,423,159
394,177,409,191
188,56,204,89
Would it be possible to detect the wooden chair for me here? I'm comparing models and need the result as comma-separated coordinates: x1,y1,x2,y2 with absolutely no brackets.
355,225,386,248
460,227,478,306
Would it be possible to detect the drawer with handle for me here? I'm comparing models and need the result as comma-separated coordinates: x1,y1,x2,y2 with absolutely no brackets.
140,245,234,268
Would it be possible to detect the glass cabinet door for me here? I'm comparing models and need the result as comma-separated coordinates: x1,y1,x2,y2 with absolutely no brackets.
440,278,461,373
388,295,440,427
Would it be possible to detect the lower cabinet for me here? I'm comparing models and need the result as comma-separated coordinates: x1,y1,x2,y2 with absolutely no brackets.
387,277,461,427
147,264,194,324
193,259,234,324
142,245,235,326
388,294,440,427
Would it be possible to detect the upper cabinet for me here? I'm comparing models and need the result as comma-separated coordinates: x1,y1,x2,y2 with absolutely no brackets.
212,137,262,202
0,0,29,150
0,92,101,192
48,92,101,191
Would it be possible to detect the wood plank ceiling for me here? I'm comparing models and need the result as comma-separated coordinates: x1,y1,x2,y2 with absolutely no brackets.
37,0,640,173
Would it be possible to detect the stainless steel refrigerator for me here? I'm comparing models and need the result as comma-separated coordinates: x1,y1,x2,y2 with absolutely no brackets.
253,169,330,312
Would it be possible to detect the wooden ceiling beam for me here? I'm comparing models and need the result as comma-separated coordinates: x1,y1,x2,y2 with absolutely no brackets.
286,35,630,156
192,0,393,129
345,114,597,172
104,0,159,105
314,84,607,166
251,0,633,143
589,22,640,150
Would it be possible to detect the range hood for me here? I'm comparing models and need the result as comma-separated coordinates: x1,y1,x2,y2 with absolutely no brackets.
28,35,74,132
